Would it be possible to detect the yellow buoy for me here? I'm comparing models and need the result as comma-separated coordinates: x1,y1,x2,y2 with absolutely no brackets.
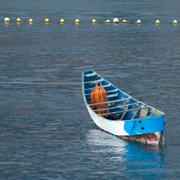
16,22,21,26
29,18,33,23
44,18,50,23
113,18,119,23
74,18,80,24
104,19,111,23
60,18,65,24
122,19,128,23
4,17,10,22
136,19,142,24
16,18,21,23
155,19,160,25
172,19,178,25
91,19,96,24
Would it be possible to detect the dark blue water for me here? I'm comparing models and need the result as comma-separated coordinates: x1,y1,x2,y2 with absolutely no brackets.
0,0,180,179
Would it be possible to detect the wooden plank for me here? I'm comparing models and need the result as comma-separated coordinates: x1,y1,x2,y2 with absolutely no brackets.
84,72,96,77
100,107,145,116
85,88,119,96
93,102,140,112
84,83,112,91
89,97,131,106
106,93,119,98
84,78,104,84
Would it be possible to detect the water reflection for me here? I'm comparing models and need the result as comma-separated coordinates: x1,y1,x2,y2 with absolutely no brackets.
87,129,127,159
87,129,165,179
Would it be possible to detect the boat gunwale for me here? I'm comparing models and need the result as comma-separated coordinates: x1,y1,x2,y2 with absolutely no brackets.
87,99,164,123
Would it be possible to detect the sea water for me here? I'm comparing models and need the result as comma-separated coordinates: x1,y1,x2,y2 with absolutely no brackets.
0,0,180,179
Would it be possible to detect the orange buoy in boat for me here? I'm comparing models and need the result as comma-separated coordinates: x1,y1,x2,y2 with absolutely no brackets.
90,82,108,115
90,82,100,110
94,82,100,103
99,84,107,100
99,84,108,114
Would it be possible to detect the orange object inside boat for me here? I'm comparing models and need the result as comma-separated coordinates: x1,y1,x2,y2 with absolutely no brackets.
90,83,108,114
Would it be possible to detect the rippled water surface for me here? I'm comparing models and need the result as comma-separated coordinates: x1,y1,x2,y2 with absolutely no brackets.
0,0,180,179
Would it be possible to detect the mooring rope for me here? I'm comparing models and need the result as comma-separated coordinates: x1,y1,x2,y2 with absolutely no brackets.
0,81,81,85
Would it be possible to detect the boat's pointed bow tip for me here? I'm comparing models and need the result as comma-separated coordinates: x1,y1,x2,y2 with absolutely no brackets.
83,69,97,75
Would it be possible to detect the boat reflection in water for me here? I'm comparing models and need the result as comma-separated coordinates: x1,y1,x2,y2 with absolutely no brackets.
86,129,165,179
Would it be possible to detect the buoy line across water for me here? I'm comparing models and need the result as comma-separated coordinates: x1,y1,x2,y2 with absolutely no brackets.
1,17,179,25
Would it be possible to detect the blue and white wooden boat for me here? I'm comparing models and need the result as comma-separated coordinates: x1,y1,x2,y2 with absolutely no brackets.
82,70,165,145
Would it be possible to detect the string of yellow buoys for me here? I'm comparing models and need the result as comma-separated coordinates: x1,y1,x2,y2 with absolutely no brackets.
2,17,179,25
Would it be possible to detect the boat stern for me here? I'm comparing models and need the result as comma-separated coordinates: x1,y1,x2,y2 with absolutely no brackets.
123,115,165,144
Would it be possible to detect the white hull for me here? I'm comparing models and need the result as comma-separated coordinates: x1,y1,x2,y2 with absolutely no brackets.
86,105,163,145
87,105,128,136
